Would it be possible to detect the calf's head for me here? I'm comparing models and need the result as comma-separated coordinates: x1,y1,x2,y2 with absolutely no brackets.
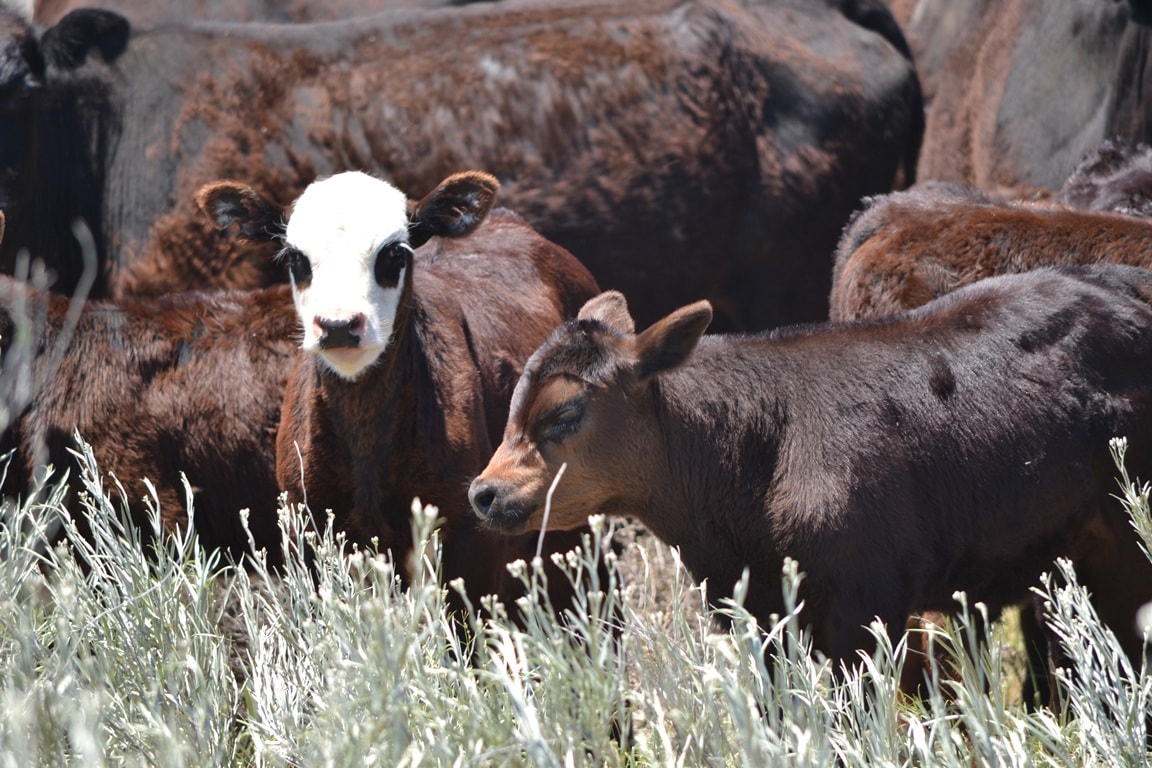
197,170,499,379
468,291,713,534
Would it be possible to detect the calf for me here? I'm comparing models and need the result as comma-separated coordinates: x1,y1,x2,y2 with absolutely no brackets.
468,266,1152,667
200,170,602,607
0,278,297,563
829,182,1152,322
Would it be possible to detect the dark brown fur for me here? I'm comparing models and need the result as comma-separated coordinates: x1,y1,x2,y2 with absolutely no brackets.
470,265,1152,668
1,0,921,331
829,181,1152,322
0,278,297,563
1056,137,1152,217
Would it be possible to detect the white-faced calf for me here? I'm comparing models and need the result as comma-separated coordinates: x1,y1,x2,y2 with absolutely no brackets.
199,170,602,609
470,264,1152,668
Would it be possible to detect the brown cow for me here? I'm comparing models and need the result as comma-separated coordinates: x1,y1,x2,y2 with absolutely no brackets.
895,0,1152,191
828,180,1152,322
0,0,921,332
199,170,603,609
468,266,1152,670
0,278,297,563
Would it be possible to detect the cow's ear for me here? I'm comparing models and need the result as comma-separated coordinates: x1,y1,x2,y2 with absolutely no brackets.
408,171,499,247
632,300,712,381
0,210,6,248
40,10,130,71
578,291,635,334
196,181,284,241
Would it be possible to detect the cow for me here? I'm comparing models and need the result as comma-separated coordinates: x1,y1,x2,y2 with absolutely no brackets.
827,158,1152,700
0,0,922,332
467,265,1152,672
0,277,297,564
31,0,493,27
892,0,1152,191
828,180,1152,323
198,169,604,611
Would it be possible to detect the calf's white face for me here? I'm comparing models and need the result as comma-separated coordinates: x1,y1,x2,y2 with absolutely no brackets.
283,172,413,380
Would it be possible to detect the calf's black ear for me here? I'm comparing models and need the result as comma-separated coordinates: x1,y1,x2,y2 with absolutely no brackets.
408,171,499,247
633,300,712,382
578,291,635,334
196,181,284,241
41,10,129,71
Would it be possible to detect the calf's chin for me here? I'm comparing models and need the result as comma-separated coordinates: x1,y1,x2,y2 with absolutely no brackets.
314,345,385,380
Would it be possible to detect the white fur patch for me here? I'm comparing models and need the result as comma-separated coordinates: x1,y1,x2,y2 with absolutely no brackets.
284,172,410,380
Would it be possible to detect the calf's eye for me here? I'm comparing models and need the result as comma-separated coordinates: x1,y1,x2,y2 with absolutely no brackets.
374,242,412,287
283,247,312,286
544,403,584,441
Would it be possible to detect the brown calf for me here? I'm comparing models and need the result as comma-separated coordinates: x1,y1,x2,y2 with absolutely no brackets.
469,266,1152,669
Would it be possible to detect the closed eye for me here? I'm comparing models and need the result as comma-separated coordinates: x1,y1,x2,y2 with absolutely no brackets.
540,400,585,442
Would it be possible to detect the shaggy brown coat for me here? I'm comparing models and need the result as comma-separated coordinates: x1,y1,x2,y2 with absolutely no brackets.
829,180,1152,322
0,0,920,330
0,279,297,562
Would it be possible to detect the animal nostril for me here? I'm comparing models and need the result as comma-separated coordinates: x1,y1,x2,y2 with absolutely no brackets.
315,313,366,349
469,484,496,517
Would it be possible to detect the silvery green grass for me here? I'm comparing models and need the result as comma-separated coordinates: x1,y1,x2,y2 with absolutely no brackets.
1,419,1152,767
2,436,1150,767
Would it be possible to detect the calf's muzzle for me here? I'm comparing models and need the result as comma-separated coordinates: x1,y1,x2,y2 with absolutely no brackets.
468,477,535,532
316,314,365,349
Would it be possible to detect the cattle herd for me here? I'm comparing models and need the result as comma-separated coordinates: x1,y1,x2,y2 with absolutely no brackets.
2,0,1152,701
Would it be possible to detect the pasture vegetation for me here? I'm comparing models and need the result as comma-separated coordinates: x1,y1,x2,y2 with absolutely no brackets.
0,439,1150,766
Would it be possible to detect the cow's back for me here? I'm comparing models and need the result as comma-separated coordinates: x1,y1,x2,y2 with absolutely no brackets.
86,0,918,330
829,184,1152,321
